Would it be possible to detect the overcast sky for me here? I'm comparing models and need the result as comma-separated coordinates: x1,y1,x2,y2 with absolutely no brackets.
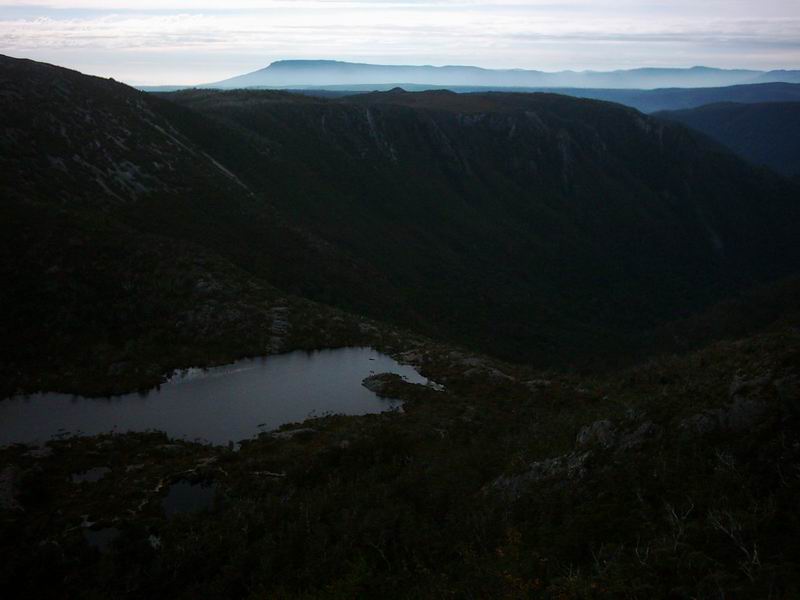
1,1,798,85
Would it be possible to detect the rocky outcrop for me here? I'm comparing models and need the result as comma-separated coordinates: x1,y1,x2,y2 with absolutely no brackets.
577,418,662,451
618,421,663,450
680,375,774,437
444,354,515,382
462,366,514,382
396,349,424,365
493,451,591,499
493,416,665,499
271,428,317,440
681,397,767,436
361,373,405,397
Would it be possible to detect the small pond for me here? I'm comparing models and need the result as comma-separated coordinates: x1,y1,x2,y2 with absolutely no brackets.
0,347,432,446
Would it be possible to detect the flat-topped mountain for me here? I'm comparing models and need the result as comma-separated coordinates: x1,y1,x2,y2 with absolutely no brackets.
210,59,800,90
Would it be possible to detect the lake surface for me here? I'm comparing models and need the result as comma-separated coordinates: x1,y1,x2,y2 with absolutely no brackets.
0,347,431,446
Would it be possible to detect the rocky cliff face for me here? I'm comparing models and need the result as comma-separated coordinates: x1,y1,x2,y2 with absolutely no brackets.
0,56,250,209
167,87,800,362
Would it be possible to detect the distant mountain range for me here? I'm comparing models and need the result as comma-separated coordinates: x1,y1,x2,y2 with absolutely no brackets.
270,81,800,114
515,83,800,113
657,102,800,177
206,60,800,90
138,61,800,114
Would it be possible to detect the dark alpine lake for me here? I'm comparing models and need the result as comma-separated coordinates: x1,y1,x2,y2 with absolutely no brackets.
0,347,432,446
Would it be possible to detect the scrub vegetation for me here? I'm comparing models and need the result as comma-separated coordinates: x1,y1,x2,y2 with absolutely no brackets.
1,54,800,598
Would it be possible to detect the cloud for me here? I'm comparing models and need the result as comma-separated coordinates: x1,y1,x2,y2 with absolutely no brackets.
0,1,797,84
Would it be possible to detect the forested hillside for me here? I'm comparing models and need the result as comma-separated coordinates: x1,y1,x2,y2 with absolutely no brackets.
3,54,800,388
657,102,800,177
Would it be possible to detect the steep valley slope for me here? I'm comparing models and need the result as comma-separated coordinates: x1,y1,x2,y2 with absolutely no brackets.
2,54,800,393
657,101,800,178
156,87,800,365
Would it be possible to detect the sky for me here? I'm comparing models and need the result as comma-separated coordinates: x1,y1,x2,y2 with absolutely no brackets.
1,1,798,85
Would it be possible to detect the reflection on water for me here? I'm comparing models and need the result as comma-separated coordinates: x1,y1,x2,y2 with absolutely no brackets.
0,347,431,446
